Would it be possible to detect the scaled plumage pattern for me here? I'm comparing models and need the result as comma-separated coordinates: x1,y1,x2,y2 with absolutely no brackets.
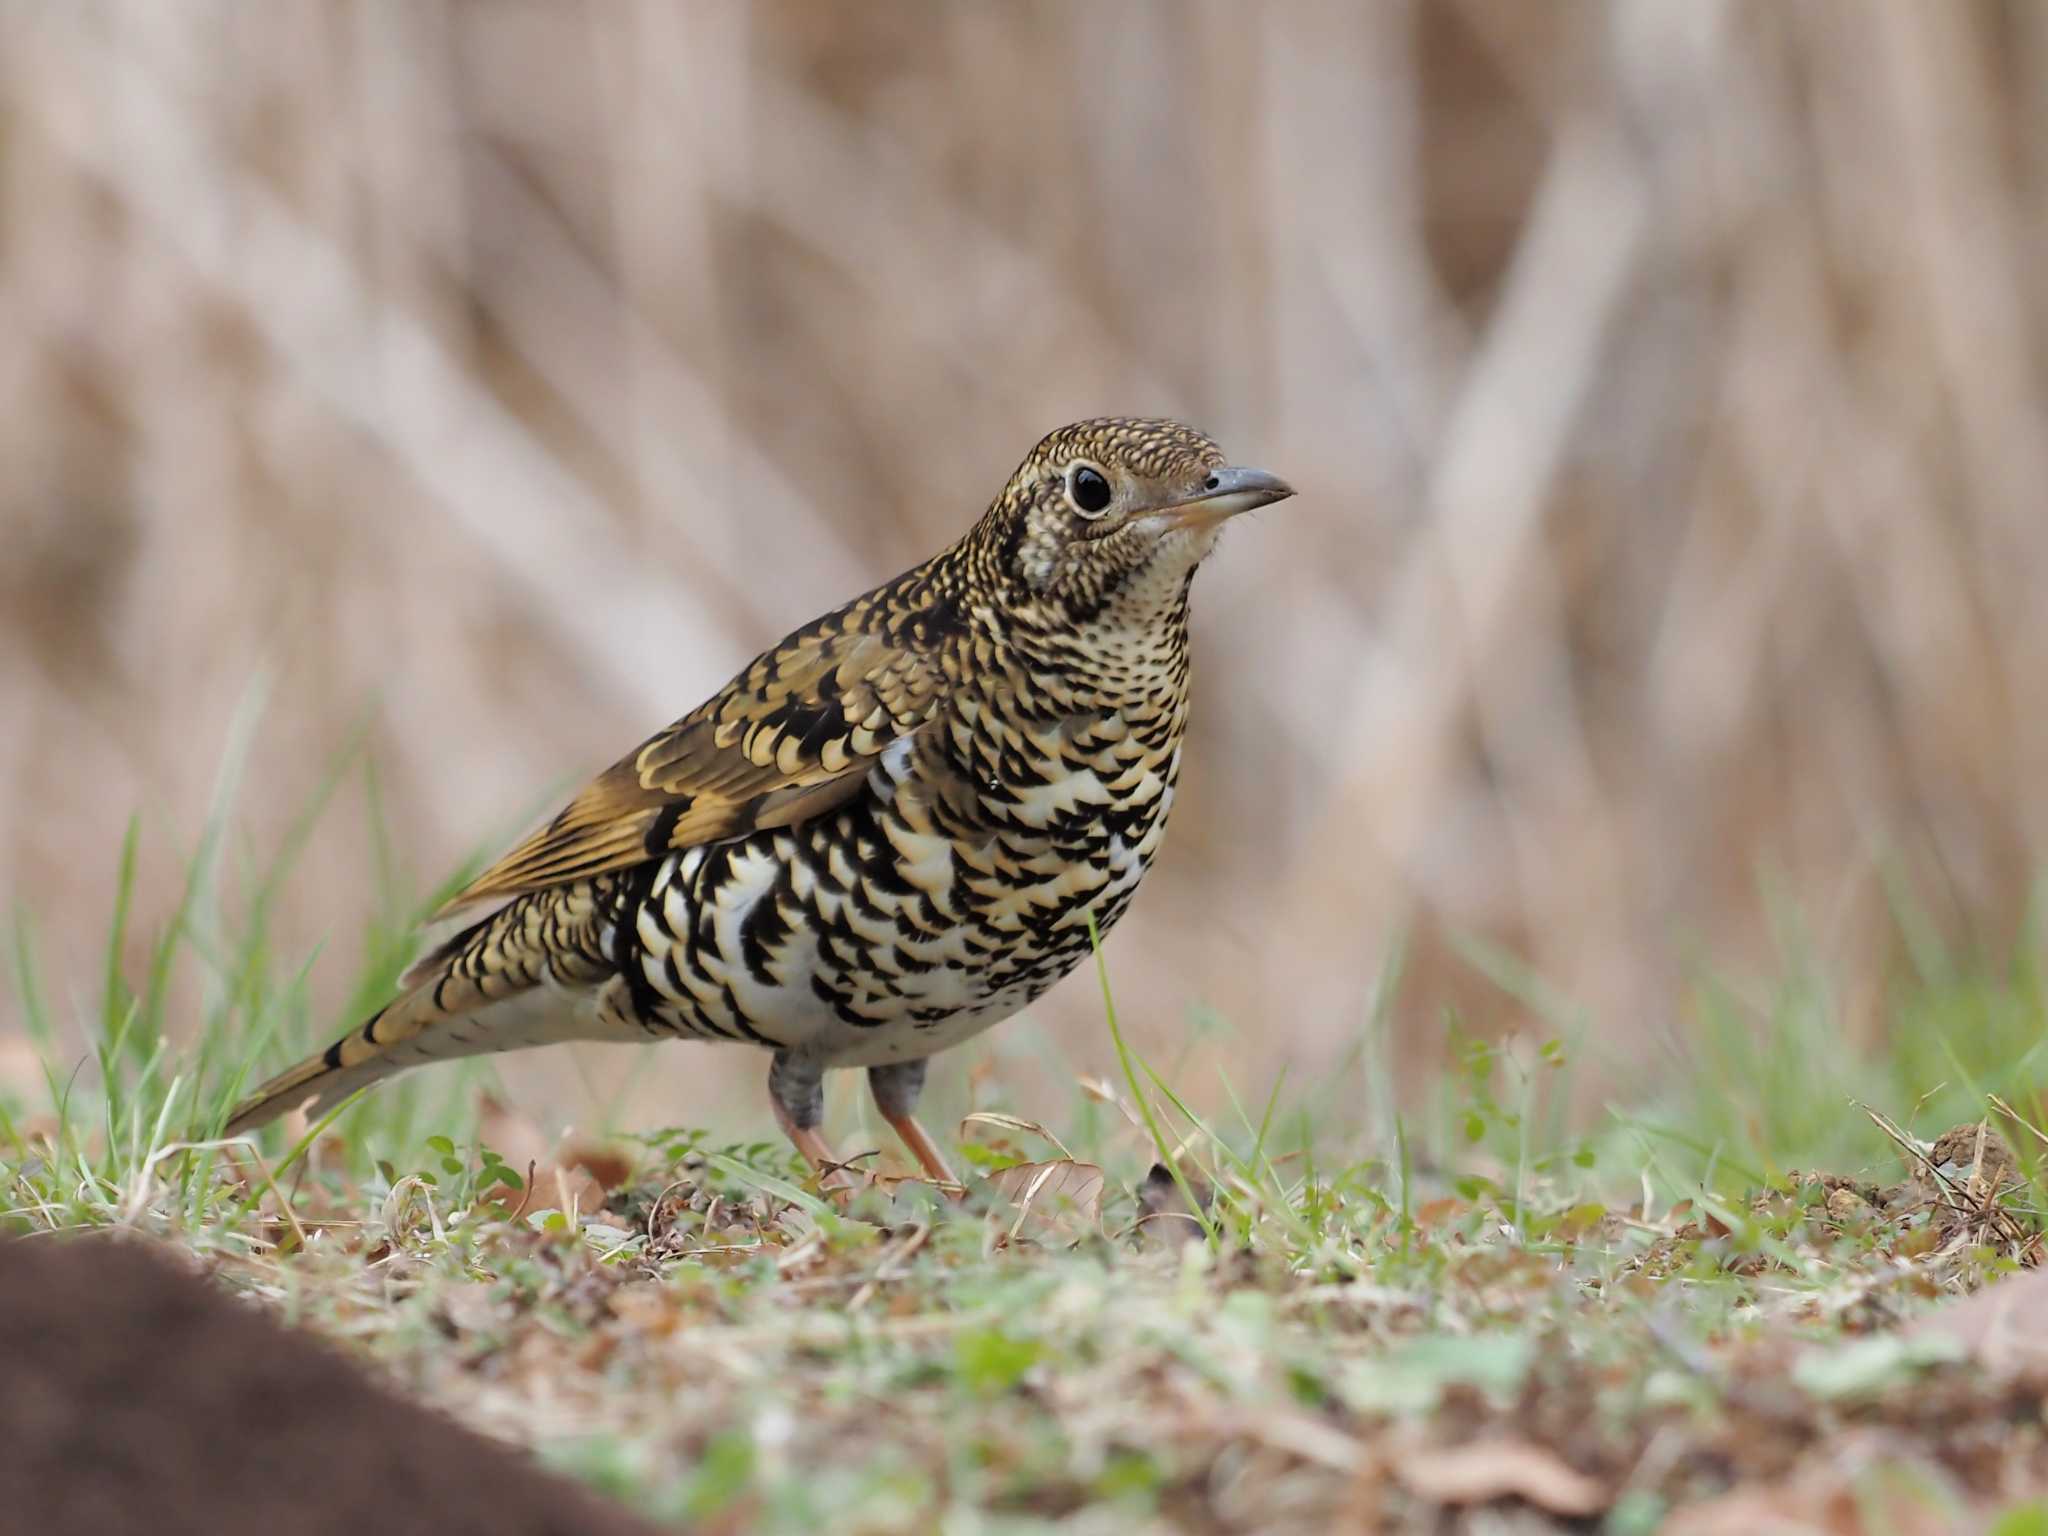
226,418,1294,1187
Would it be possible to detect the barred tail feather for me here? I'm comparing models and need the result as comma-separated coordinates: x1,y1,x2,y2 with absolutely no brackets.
223,878,646,1137
223,987,447,1136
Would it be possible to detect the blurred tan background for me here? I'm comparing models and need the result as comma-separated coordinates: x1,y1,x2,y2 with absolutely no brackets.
5,1,2048,1141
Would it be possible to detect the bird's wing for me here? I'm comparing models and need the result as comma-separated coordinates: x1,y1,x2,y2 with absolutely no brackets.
437,597,951,916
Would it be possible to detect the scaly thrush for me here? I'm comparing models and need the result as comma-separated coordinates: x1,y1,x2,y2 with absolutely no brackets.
225,418,1294,1187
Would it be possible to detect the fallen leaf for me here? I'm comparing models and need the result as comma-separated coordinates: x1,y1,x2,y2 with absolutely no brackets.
1414,1196,1469,1229
438,1281,511,1337
478,1161,607,1221
1903,1264,2048,1374
1664,1434,1973,1536
1660,1487,1829,1535
606,1283,681,1338
473,1098,616,1220
1393,1436,1606,1517
981,1159,1104,1246
560,1139,635,1192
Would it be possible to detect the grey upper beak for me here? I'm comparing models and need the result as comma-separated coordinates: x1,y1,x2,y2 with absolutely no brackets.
1176,464,1296,521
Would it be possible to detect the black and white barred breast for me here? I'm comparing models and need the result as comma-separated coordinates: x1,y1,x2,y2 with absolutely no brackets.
595,611,1190,1066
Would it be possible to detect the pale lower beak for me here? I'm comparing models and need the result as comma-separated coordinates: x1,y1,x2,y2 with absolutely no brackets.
1164,464,1296,526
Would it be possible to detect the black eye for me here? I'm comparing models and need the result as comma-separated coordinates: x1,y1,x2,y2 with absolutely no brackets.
1067,464,1113,516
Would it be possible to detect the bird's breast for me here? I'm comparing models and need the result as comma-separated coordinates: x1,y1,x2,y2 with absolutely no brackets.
873,659,1186,913
619,631,1193,1057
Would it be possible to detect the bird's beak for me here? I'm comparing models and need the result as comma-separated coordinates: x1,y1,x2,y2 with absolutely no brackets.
1161,465,1296,528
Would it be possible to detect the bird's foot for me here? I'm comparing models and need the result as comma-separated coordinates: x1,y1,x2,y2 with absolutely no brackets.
880,1110,967,1202
784,1126,862,1198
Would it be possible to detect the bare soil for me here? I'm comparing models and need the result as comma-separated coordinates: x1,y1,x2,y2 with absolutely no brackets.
0,1234,662,1536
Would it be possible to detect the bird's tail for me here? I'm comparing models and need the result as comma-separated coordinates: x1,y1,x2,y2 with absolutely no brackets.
223,986,463,1138
222,880,641,1138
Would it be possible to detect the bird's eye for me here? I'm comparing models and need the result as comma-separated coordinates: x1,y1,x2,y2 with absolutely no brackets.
1066,463,1113,517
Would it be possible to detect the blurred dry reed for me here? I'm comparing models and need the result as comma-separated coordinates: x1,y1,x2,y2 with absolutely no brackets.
3,1,2047,1136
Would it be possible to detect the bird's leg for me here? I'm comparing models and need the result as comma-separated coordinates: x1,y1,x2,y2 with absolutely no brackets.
768,1052,853,1191
868,1058,961,1191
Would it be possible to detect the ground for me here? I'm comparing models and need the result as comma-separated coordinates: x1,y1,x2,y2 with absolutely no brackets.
9,813,2048,1532
14,1068,2048,1533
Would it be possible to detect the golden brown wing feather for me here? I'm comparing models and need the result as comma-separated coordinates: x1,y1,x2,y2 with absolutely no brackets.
438,588,953,916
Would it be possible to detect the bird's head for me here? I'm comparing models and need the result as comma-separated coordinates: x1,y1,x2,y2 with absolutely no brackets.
974,417,1294,622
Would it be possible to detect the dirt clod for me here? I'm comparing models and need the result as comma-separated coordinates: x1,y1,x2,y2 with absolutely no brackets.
0,1234,663,1536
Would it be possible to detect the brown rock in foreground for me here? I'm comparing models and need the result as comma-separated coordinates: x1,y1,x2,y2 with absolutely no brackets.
0,1234,663,1536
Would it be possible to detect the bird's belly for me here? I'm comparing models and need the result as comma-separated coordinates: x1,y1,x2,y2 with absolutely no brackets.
623,761,1175,1062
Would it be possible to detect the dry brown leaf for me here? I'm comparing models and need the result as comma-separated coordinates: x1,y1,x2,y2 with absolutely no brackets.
477,1162,608,1222
438,1281,511,1337
1661,1487,1840,1535
606,1283,681,1338
1393,1436,1606,1517
1664,1436,1970,1536
1414,1196,1469,1229
470,1097,618,1220
980,1159,1104,1247
1902,1263,2048,1373
560,1140,635,1193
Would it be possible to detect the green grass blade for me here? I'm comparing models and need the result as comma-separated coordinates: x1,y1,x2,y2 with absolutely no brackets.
1088,914,1216,1245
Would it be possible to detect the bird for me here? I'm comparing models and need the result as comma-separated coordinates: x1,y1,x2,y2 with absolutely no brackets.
224,418,1294,1189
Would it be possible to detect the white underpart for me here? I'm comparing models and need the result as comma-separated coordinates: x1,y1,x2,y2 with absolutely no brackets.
707,842,786,1023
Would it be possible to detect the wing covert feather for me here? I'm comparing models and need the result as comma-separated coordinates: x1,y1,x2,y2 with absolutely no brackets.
438,595,951,915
